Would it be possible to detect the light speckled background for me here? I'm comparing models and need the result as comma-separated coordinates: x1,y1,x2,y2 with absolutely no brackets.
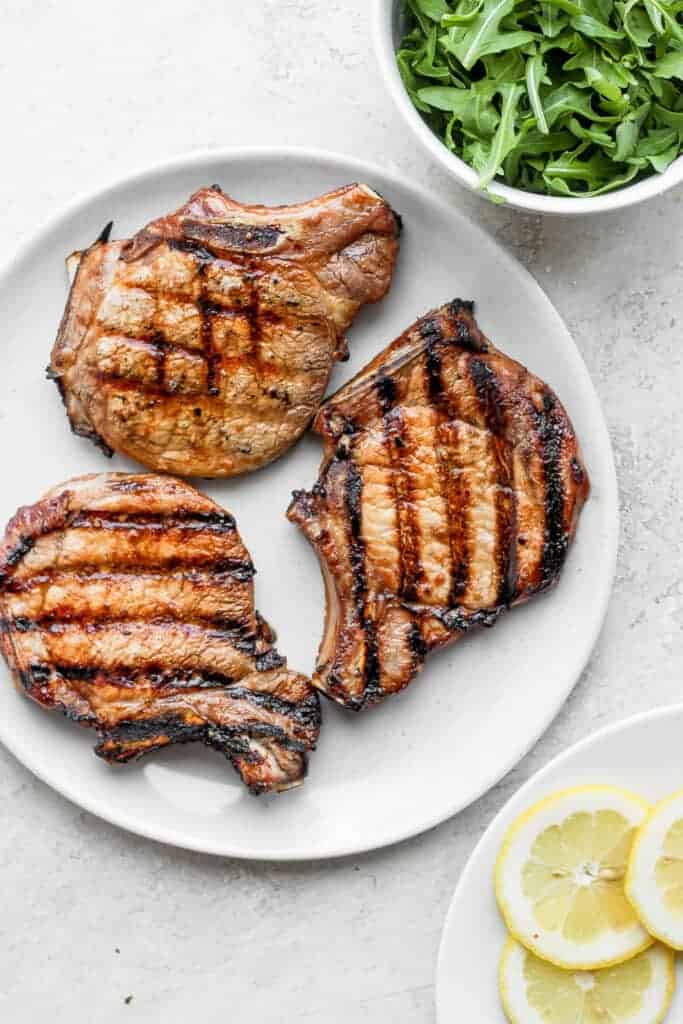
1,2,681,1021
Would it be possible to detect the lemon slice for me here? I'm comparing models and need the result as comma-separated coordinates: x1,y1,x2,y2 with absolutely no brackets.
499,937,675,1024
626,788,683,949
496,784,653,968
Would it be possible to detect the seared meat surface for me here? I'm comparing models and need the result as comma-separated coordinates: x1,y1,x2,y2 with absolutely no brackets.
0,473,320,793
50,184,400,477
288,301,589,710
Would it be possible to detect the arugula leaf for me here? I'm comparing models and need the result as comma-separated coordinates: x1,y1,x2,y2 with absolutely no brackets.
397,0,683,195
411,0,450,17
653,50,683,79
526,51,551,131
614,100,652,157
477,83,525,185
442,0,536,69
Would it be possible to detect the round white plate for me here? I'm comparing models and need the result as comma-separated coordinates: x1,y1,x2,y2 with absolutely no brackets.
0,147,617,859
436,705,683,1020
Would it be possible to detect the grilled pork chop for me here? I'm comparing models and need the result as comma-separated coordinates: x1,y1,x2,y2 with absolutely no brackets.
49,184,400,477
288,300,589,710
0,473,320,793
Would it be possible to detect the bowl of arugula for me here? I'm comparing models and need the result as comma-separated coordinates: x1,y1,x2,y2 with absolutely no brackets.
374,0,683,213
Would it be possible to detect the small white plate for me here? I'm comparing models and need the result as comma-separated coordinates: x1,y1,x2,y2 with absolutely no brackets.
0,147,617,859
436,705,683,1020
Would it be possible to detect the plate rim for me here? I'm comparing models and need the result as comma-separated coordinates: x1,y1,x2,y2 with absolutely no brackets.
434,702,683,1019
0,145,619,859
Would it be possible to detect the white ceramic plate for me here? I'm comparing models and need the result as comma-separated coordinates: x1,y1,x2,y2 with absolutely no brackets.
0,147,617,859
436,705,683,1021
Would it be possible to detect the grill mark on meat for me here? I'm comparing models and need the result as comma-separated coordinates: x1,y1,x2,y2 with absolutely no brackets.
198,288,220,397
2,612,256,642
69,509,236,532
344,456,381,706
54,665,239,690
243,263,262,365
531,392,571,589
5,564,256,597
98,329,208,368
375,374,397,415
225,685,321,727
100,715,207,753
94,373,180,399
468,357,518,604
182,219,284,253
384,409,421,602
152,334,168,390
102,715,304,754
407,621,427,673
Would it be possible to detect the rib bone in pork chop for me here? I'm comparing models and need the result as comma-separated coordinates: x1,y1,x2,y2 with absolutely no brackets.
0,473,320,793
288,300,589,711
49,184,400,477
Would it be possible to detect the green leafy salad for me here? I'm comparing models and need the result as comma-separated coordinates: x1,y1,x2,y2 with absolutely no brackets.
397,0,683,196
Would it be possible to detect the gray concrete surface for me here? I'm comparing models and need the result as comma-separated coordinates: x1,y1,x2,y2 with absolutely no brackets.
0,2,681,1021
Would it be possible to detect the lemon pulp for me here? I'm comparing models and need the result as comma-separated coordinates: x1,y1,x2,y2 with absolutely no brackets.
655,818,683,917
522,809,639,943
523,947,654,1023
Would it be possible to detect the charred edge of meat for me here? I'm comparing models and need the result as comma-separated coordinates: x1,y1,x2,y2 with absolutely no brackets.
0,536,35,588
448,299,489,353
45,365,113,454
344,458,382,708
532,392,571,589
571,456,586,485
17,662,51,692
182,219,284,252
420,605,505,633
287,488,318,522
255,649,286,672
67,403,115,457
95,715,308,794
95,221,114,245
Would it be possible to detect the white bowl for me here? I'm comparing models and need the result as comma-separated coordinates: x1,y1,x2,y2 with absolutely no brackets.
373,0,683,215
